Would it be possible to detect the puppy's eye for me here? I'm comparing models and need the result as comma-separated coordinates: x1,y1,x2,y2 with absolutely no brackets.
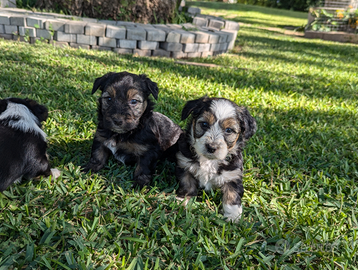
200,122,209,129
225,128,233,134
130,99,138,105
107,97,112,101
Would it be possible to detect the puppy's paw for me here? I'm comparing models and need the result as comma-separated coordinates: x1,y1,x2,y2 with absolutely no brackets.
176,196,190,207
50,168,61,179
133,175,151,189
223,204,242,223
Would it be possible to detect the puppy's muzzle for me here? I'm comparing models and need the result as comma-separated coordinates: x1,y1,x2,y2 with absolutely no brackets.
206,143,218,154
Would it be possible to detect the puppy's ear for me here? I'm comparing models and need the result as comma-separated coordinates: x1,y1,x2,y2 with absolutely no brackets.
181,97,208,121
0,99,8,114
92,72,115,94
237,107,257,141
139,74,159,100
26,99,49,122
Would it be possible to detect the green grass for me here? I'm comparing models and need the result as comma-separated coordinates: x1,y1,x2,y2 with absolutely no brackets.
187,1,308,28
1,3,358,268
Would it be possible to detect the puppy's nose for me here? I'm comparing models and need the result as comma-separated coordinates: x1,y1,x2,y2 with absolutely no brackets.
206,144,216,154
112,118,123,126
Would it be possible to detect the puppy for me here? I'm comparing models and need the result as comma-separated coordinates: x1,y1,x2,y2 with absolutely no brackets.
0,98,60,192
176,96,257,222
83,71,182,188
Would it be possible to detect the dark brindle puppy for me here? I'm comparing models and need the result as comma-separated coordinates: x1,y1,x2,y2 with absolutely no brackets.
83,71,182,188
176,96,257,222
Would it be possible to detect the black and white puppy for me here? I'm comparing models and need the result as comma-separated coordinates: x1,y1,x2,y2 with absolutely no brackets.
176,96,257,222
83,71,182,188
0,98,60,192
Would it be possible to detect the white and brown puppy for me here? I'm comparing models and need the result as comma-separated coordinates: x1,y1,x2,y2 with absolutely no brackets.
83,71,182,188
176,96,257,222
0,98,60,192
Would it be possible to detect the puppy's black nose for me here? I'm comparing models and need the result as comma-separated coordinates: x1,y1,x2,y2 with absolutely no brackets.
113,118,123,126
206,144,216,153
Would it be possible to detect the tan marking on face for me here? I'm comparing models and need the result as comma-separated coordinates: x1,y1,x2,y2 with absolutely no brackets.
195,111,216,138
127,88,139,100
221,118,240,150
105,86,116,96
202,111,216,125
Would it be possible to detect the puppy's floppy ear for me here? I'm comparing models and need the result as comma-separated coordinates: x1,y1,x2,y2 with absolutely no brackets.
92,72,115,94
0,99,8,114
181,97,208,121
25,99,49,123
139,74,159,100
237,107,257,141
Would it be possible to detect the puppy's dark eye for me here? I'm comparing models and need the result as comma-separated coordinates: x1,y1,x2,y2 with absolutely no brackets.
107,97,112,101
130,99,138,105
225,128,233,134
200,122,209,129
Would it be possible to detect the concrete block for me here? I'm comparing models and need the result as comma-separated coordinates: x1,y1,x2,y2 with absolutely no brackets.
118,39,136,49
210,43,221,52
113,48,133,54
19,26,36,37
208,19,224,30
160,42,182,52
126,27,146,40
187,52,201,58
70,42,90,49
44,19,65,31
5,25,17,34
77,34,97,45
153,25,171,33
36,29,53,39
98,37,116,48
54,31,76,43
188,7,201,15
193,17,207,28
116,21,135,26
81,17,98,23
146,28,166,42
201,51,213,58
182,43,199,53
133,49,152,57
179,30,195,43
85,23,105,36
0,33,13,40
220,42,228,51
26,17,45,28
137,40,158,50
221,29,237,50
10,16,25,26
304,31,324,39
192,30,209,43
49,40,69,47
171,51,187,59
198,43,210,52
65,21,86,34
167,24,182,29
152,49,170,57
97,46,112,51
166,30,181,43
136,23,154,29
224,20,239,31
0,0,16,7
0,25,4,34
106,25,126,39
99,20,116,25
12,35,27,42
0,14,10,25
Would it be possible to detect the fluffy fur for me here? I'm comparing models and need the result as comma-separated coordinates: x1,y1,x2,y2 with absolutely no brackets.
176,96,257,222
83,71,182,188
0,98,60,192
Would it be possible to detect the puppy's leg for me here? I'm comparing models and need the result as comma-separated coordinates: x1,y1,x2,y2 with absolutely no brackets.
83,136,111,173
176,167,199,205
132,151,160,188
222,180,244,223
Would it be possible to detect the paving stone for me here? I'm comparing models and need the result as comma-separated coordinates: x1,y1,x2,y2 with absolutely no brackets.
193,17,207,28
201,51,213,58
106,25,126,39
98,20,117,25
167,24,182,29
220,42,228,51
193,30,209,43
26,17,45,28
44,19,65,31
12,35,27,42
0,33,13,40
98,37,116,47
198,43,210,52
126,26,146,40
136,23,154,29
304,31,324,39
77,34,97,45
0,14,10,25
65,21,86,34
70,42,90,49
182,43,199,53
221,29,237,50
166,30,181,43
146,28,166,42
10,16,25,26
171,51,187,59
210,43,221,52
0,25,4,34
81,17,98,23
137,40,158,50
187,52,201,58
224,20,239,31
160,42,182,52
179,30,195,43
5,25,17,34
187,7,201,15
97,46,112,51
116,21,135,26
208,19,225,30
54,31,76,43
152,49,170,57
133,49,152,57
85,23,105,36
113,48,133,54
118,39,136,49
36,28,53,39
19,26,36,37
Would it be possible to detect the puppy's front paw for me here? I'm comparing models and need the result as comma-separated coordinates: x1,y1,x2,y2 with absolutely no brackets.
133,175,151,189
176,196,190,206
50,168,61,179
223,204,242,223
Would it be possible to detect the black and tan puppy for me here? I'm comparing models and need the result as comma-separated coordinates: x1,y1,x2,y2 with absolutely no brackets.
83,71,182,188
0,97,60,192
176,96,257,222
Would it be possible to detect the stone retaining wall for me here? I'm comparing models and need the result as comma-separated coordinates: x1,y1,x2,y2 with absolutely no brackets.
305,30,358,43
0,8,239,58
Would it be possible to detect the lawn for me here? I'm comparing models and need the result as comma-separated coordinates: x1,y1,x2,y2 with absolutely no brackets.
1,2,358,269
